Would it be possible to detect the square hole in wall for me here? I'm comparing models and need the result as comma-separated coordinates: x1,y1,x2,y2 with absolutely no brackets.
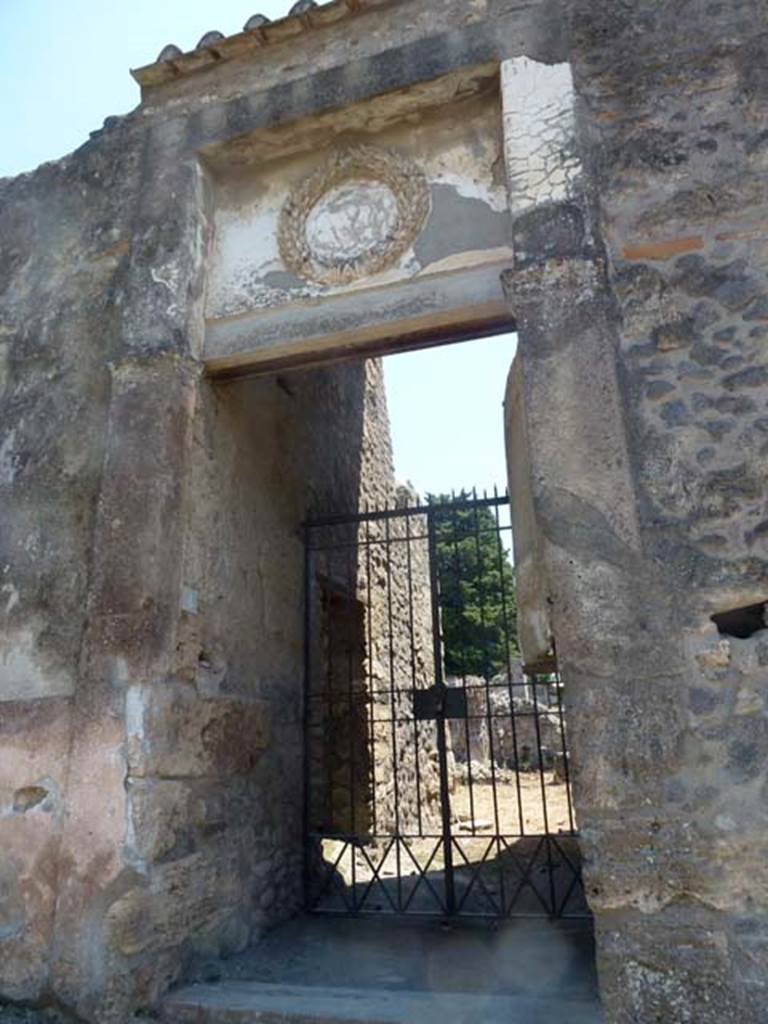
711,602,767,639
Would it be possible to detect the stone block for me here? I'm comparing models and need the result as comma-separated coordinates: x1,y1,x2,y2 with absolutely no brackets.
581,814,768,915
126,684,271,779
126,776,267,864
105,828,256,960
597,905,759,1024
0,702,71,1003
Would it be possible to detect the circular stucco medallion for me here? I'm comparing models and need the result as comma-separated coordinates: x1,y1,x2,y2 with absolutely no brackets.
305,180,400,266
278,145,430,286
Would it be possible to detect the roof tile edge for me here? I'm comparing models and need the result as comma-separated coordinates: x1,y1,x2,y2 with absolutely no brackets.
131,0,397,91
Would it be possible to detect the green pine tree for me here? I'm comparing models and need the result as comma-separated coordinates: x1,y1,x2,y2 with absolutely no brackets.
427,492,519,677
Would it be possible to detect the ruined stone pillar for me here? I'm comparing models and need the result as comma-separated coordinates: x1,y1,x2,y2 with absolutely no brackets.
503,28,767,1020
47,124,210,1019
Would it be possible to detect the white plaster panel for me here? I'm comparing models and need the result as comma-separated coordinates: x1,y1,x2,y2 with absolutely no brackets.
205,92,512,326
501,57,582,213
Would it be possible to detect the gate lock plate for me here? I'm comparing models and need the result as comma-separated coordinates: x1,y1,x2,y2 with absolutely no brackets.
413,685,468,720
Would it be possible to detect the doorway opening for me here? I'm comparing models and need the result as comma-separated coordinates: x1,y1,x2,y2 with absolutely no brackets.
165,333,602,1024
300,335,586,920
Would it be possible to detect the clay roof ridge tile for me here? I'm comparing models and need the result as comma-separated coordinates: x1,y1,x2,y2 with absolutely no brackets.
133,0,395,90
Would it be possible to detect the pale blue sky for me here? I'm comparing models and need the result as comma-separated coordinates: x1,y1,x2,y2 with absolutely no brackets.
0,1,516,497
383,337,516,498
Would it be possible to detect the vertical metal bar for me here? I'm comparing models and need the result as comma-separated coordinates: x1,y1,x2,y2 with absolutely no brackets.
529,670,552,836
302,523,314,910
364,508,378,837
470,491,501,836
491,489,526,836
529,669,557,913
470,491,503,915
384,513,403,911
323,568,335,838
427,505,456,916
449,503,477,835
403,501,424,836
345,523,357,901
553,661,576,834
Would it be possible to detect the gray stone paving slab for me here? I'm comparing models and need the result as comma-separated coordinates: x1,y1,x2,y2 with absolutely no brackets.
164,980,605,1023
164,914,604,1023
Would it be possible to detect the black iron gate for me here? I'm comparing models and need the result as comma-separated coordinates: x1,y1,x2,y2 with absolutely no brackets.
303,491,587,919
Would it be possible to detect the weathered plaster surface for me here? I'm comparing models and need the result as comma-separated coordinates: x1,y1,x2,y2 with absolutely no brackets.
99,358,401,1014
0,119,142,1007
204,88,512,366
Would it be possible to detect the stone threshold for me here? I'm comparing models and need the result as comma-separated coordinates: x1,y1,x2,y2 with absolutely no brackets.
162,980,606,1023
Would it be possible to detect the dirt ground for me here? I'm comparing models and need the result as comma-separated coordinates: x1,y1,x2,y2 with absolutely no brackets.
451,771,575,836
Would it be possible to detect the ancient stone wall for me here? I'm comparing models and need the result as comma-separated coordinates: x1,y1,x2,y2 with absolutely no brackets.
109,358,398,1009
305,490,442,846
0,106,399,1015
505,4,768,1020
1,1,767,1022
572,7,768,1017
0,125,142,1008
309,588,373,836
364,500,442,837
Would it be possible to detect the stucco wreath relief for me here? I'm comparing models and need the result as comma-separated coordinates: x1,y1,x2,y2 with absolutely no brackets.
278,145,431,286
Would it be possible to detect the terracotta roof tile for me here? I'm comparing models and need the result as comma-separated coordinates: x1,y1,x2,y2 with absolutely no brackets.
132,0,396,90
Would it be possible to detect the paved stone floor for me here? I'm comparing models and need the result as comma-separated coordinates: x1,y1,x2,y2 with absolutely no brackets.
165,913,605,1023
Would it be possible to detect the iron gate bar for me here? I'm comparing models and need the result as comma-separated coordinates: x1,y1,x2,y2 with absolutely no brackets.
301,520,312,908
344,534,358,898
364,512,378,836
302,492,511,528
469,491,504,910
403,508,424,835
447,505,478,837
427,506,457,915
356,839,400,914
453,835,499,913
550,835,584,916
499,835,554,916
492,490,527,835
552,643,577,833
302,491,588,920
383,512,404,912
315,838,355,912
